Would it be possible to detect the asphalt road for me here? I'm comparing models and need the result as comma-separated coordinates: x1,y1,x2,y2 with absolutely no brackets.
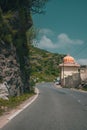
1,82,87,130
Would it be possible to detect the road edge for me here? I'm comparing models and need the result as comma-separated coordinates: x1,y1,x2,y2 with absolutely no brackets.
0,87,39,128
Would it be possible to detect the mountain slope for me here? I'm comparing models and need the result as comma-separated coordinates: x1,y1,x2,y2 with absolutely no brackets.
30,46,65,83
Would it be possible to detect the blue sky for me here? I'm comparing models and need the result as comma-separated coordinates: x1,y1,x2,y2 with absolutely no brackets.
32,0,87,65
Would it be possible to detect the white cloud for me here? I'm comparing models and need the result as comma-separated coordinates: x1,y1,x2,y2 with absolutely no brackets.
38,35,55,49
39,28,53,35
58,33,84,45
36,32,84,50
77,59,87,65
34,30,86,64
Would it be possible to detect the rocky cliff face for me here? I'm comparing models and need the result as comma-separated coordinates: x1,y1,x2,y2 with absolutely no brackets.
0,82,9,100
0,42,23,99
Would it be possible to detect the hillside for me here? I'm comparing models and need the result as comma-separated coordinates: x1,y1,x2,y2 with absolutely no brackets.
30,46,65,84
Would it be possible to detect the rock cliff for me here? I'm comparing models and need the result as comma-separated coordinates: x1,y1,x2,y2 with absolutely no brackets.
0,42,23,99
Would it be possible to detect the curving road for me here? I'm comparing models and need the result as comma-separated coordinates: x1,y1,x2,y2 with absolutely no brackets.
1,82,87,130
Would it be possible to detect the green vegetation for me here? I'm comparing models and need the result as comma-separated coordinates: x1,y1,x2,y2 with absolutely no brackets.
0,92,35,116
30,45,65,83
82,88,87,91
0,76,3,83
0,0,49,94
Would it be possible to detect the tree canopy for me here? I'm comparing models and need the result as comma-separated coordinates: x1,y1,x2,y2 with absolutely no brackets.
0,0,49,13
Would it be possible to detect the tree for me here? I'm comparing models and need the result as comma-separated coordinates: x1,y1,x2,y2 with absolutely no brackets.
0,0,49,13
0,0,50,93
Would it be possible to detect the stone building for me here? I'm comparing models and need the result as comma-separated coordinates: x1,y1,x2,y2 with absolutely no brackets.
59,55,80,87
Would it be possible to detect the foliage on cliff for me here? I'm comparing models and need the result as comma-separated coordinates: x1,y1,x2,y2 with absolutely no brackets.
0,0,49,94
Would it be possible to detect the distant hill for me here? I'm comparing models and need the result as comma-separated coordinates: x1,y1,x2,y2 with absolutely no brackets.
30,46,65,84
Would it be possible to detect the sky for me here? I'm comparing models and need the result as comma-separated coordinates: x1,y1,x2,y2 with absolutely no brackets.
32,0,87,65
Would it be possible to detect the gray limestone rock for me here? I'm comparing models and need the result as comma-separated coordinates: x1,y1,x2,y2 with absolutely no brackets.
0,82,9,100
0,43,23,97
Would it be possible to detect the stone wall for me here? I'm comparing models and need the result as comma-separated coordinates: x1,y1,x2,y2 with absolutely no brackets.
0,42,23,98
80,66,87,82
62,73,81,88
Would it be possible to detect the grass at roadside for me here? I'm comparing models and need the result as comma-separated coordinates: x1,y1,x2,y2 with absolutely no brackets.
0,92,35,116
82,88,87,91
